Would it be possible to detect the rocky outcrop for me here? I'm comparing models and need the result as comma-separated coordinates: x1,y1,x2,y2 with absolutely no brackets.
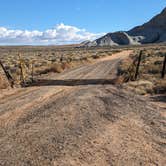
85,7,166,47
89,32,140,46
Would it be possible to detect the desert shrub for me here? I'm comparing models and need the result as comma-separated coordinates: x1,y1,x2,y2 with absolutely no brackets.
117,55,137,82
153,79,166,94
61,62,71,70
0,74,9,89
36,63,63,75
125,80,154,95
147,66,161,74
92,54,100,59
154,60,162,65
79,56,88,61
49,64,63,73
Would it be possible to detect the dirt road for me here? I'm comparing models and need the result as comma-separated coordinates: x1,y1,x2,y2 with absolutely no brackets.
0,51,165,166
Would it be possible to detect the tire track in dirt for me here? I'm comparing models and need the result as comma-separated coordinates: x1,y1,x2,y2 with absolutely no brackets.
1,82,165,165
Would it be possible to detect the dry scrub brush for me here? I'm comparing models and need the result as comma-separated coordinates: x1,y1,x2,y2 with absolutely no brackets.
0,74,9,89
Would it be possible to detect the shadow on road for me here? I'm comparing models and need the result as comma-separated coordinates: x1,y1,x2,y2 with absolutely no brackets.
150,95,166,103
28,79,117,87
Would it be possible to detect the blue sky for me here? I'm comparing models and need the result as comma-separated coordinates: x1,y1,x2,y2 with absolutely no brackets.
0,0,165,45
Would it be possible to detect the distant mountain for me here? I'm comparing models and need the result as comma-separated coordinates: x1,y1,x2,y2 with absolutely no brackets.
80,40,91,45
84,7,166,47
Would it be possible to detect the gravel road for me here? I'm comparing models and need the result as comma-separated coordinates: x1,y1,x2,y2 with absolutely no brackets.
0,51,165,166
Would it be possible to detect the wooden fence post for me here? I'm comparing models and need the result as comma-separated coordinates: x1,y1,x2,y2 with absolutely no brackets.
0,60,14,88
134,50,143,80
31,60,34,82
18,53,25,86
60,55,63,63
161,54,166,79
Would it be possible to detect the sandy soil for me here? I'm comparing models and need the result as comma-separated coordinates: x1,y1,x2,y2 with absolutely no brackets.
0,50,165,166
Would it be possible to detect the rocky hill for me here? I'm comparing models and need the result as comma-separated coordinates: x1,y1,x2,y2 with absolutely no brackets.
85,7,166,46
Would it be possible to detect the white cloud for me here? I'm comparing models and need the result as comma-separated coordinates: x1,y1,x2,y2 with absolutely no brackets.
0,23,105,45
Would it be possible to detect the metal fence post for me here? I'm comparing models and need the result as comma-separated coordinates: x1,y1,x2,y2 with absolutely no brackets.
134,50,143,80
161,54,166,79
0,60,14,88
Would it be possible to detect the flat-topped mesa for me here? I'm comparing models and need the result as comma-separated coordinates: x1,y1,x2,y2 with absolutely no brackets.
85,7,166,47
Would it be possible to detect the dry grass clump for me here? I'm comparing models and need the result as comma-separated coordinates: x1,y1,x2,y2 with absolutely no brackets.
125,80,154,95
0,74,9,89
35,63,64,75
117,53,137,82
35,62,74,75
153,79,166,94
61,62,71,70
